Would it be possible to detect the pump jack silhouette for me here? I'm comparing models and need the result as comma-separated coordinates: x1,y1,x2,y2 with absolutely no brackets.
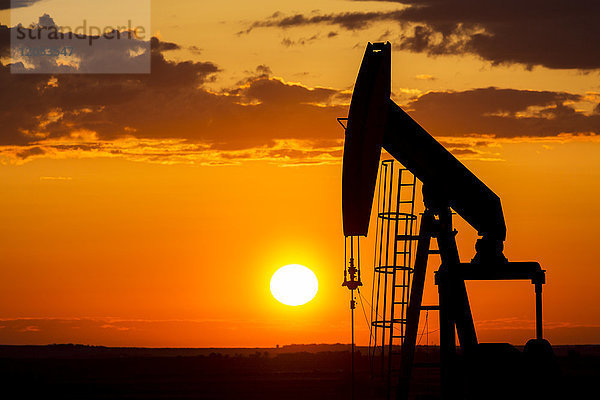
340,42,560,400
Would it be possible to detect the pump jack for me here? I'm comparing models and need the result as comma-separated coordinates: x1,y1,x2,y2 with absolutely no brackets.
340,42,558,399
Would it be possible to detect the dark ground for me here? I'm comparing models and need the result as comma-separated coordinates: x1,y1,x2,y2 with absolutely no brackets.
0,344,597,399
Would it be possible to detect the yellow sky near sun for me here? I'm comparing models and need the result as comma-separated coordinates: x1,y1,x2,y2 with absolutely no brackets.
1,140,600,346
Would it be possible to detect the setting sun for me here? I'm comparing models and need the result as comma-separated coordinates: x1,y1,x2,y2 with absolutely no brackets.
270,264,318,306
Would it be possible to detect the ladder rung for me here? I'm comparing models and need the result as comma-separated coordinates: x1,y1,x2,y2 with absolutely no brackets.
396,235,419,240
428,249,441,254
398,183,415,186
374,265,413,274
395,251,410,255
398,200,414,204
393,284,408,288
393,301,408,305
420,305,440,311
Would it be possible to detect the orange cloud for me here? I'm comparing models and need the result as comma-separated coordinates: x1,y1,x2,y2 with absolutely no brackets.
1,34,597,166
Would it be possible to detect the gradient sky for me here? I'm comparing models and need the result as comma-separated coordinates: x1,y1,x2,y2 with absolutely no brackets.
0,0,599,347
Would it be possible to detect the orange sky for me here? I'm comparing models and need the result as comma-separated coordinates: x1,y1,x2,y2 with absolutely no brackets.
0,0,599,347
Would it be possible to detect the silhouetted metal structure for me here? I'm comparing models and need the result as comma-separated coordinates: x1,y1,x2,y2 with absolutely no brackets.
369,160,417,390
340,42,555,400
342,235,362,400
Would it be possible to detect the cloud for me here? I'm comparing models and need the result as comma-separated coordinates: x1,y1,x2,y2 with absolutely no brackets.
16,146,45,159
36,12,56,27
188,45,202,55
1,30,596,166
21,325,40,332
281,34,319,47
239,10,403,34
244,1,600,70
0,35,347,164
1,50,597,165
150,37,180,52
5,20,152,73
0,316,598,346
0,317,322,347
5,83,597,165
0,24,9,57
231,69,348,106
405,87,600,138
0,0,42,10
0,31,221,141
415,74,436,81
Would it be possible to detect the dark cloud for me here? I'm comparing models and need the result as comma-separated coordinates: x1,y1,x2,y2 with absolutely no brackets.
188,45,202,55
234,74,345,105
239,10,403,34
1,48,596,165
0,36,221,146
150,37,180,52
281,34,318,47
256,64,272,75
244,0,600,70
2,32,595,165
0,37,346,162
36,12,55,27
393,0,600,70
0,0,42,10
0,24,8,57
448,148,478,156
5,21,151,73
405,87,599,138
16,146,44,159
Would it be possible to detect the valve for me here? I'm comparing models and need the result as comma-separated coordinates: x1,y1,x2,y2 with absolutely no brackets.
342,236,363,292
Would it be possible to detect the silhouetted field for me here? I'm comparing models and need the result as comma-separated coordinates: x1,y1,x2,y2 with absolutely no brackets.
0,344,597,399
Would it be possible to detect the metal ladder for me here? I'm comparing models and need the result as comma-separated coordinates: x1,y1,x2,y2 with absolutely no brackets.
369,160,418,396
388,168,417,370
396,210,447,400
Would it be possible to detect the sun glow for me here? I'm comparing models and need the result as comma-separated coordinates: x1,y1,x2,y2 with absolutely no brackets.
270,264,318,306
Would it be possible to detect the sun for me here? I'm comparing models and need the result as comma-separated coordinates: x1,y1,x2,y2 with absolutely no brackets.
270,264,318,306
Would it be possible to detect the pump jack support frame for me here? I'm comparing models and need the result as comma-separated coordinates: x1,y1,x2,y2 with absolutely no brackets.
397,205,546,400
